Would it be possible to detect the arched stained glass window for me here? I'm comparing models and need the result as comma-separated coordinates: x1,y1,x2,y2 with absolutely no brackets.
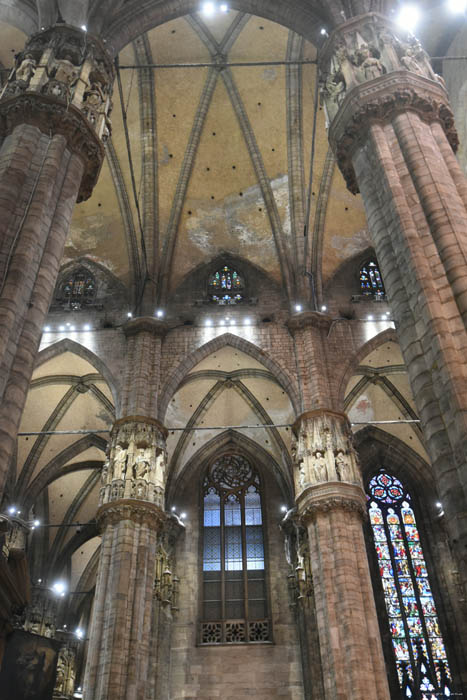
200,454,270,644
367,471,452,698
360,260,385,298
59,268,96,309
208,265,244,305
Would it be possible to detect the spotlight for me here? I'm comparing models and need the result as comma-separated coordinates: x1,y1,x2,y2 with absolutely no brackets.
81,24,87,31
220,3,229,10
44,326,51,332
280,505,288,513
220,320,225,326
396,4,420,32
69,326,76,331
59,325,65,331
320,27,328,36
8,506,16,515
367,315,374,321
127,312,133,318
156,309,164,318
295,304,302,313
205,319,212,326
447,0,467,12
38,579,42,584
436,501,442,508
66,323,71,327
321,305,327,312
244,318,251,325
51,581,67,596
171,506,176,512
230,319,236,326
180,512,187,519
83,324,91,331
202,1,216,15
33,519,40,527
75,628,84,639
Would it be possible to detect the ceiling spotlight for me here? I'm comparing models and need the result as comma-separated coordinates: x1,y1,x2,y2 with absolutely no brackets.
59,325,65,331
202,1,216,15
33,519,40,527
220,320,225,326
447,0,467,11
280,505,288,513
127,312,133,318
44,326,51,332
295,304,302,313
220,3,229,10
51,580,67,596
396,4,420,32
180,512,187,519
83,324,91,331
320,27,328,36
205,319,212,326
321,305,327,312
75,628,84,639
244,318,251,325
156,309,164,318
436,501,442,508
171,506,176,512
367,315,374,321
81,24,87,31
69,326,76,331
38,578,42,584
230,319,236,326
8,506,16,515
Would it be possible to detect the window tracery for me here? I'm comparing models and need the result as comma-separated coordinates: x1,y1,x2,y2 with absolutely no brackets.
57,267,97,309
367,471,452,698
201,454,270,644
360,259,385,298
208,265,244,305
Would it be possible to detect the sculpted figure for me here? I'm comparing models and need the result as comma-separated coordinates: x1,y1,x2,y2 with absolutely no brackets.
134,447,151,480
324,73,346,104
54,54,79,86
113,445,128,480
16,53,36,83
312,450,328,483
357,45,384,81
84,81,105,108
298,460,307,489
101,459,109,485
335,450,352,482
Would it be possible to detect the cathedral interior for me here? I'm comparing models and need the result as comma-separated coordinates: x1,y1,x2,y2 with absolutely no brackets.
0,0,466,698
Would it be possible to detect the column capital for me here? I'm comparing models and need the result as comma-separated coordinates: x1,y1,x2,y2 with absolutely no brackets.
111,415,168,439
123,317,169,338
0,24,115,202
296,481,367,523
318,12,457,193
96,499,167,530
286,310,332,334
292,409,349,436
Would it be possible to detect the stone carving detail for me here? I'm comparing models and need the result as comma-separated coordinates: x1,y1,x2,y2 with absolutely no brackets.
225,621,246,643
248,620,270,642
53,645,76,698
0,24,115,202
23,587,58,639
99,419,167,508
320,13,445,124
292,411,362,495
201,622,222,644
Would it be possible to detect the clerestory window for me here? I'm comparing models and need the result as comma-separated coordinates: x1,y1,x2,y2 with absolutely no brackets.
200,454,270,644
208,265,244,305
58,267,96,310
360,259,385,298
367,471,452,698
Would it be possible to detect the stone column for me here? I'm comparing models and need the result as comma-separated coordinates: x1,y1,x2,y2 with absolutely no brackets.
84,417,169,700
0,24,114,497
293,409,390,700
320,12,467,624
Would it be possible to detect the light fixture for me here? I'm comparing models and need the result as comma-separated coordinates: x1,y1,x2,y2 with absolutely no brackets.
33,519,40,527
81,24,87,31
436,501,442,508
280,505,288,513
127,312,133,318
171,506,176,512
180,512,187,519
75,627,84,639
69,325,76,331
8,506,16,515
447,0,467,12
396,4,420,32
321,305,327,312
220,3,229,10
156,309,164,318
320,27,328,36
220,320,225,326
59,325,65,331
44,326,51,332
205,319,212,326
38,578,42,584
202,1,216,15
83,324,91,331
51,580,67,596
295,304,302,313
367,315,374,321
244,318,251,325
230,319,236,326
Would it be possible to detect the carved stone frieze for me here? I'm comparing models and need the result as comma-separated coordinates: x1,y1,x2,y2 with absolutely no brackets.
99,417,168,510
291,409,363,496
96,499,167,530
296,481,368,523
318,13,458,194
0,24,115,202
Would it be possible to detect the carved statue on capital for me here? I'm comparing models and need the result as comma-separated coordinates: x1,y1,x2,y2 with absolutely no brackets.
319,14,445,124
292,412,362,496
53,645,76,698
99,420,168,508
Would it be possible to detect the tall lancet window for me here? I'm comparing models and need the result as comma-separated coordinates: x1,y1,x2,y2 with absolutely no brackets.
200,454,270,645
360,259,385,298
367,471,452,698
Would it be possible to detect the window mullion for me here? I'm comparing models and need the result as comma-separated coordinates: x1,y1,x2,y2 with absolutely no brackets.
220,493,226,637
241,489,248,630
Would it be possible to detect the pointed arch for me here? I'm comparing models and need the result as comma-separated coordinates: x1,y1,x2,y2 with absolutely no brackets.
166,428,293,505
337,327,399,407
36,337,120,411
159,333,300,421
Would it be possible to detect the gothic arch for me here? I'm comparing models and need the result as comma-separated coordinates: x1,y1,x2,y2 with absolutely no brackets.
36,338,121,411
158,332,300,421
336,327,399,407
166,429,293,506
100,0,329,54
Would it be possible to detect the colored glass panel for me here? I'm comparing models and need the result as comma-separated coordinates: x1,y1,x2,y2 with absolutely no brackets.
208,266,244,304
367,472,452,698
360,259,385,297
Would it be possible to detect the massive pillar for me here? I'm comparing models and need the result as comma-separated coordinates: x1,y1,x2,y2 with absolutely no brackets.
320,12,467,630
0,24,113,496
288,314,390,699
84,319,181,700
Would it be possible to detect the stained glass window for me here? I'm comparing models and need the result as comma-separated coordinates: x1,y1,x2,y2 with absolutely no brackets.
59,268,96,310
208,266,244,305
367,471,452,698
360,260,385,298
201,454,269,643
